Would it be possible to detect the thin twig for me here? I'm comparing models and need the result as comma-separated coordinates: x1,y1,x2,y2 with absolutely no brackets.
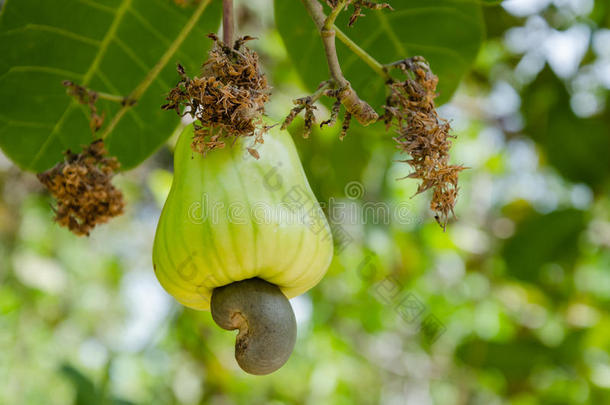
323,0,347,30
223,0,234,46
309,80,333,103
302,0,389,82
96,91,136,106
301,0,347,86
383,56,426,70
300,0,378,125
93,92,122,103
281,81,332,130
335,27,389,80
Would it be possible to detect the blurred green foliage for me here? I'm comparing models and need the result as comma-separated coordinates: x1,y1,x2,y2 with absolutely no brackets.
1,1,610,405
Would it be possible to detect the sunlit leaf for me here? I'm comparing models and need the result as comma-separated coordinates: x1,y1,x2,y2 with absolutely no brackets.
503,209,585,283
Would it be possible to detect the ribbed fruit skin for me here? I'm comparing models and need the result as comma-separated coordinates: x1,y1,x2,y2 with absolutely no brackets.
153,125,334,311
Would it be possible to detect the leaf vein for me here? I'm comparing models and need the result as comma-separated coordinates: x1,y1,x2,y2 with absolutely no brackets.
389,6,478,23
374,11,406,56
0,65,83,80
126,7,170,44
340,30,383,73
74,0,117,14
0,114,54,129
99,0,213,141
113,37,156,77
96,71,146,128
126,7,199,70
402,42,468,65
1,23,102,46
29,0,134,170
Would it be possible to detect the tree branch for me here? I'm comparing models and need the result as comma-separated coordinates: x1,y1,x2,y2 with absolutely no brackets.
223,0,234,46
302,0,347,86
302,0,389,82
300,0,378,126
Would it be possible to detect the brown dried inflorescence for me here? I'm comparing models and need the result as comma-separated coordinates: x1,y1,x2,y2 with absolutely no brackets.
162,34,270,156
344,0,393,27
282,93,319,139
383,56,465,229
282,83,376,140
37,140,124,236
63,80,105,133
324,0,392,26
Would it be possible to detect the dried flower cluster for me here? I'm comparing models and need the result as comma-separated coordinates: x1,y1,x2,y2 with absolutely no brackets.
323,0,392,26
282,84,375,140
344,0,393,26
283,96,318,139
162,34,270,156
281,84,330,139
383,57,465,229
63,80,105,133
37,140,124,236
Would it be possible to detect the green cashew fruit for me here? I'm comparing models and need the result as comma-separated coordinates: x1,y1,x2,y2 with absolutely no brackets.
152,124,333,374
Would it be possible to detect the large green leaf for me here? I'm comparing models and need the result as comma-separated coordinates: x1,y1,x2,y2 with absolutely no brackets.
61,363,137,405
522,68,610,189
60,364,100,405
456,333,583,381
0,0,221,172
274,0,485,109
503,209,585,283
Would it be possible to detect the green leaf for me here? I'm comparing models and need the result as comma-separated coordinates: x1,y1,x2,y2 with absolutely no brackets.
60,364,100,405
0,0,221,172
502,209,586,283
61,363,137,405
274,0,485,108
456,333,583,380
522,69,610,189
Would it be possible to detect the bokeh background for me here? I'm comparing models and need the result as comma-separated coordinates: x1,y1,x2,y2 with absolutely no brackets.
2,0,610,404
